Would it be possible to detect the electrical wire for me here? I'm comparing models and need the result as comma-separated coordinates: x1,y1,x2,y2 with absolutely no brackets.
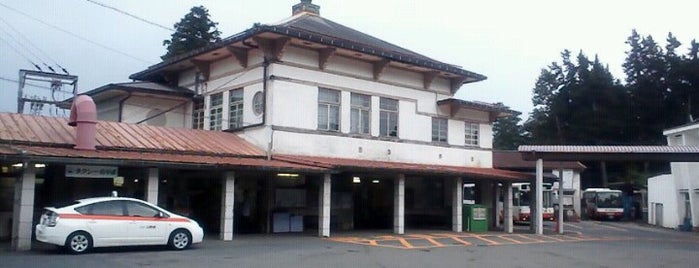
0,2,154,65
0,34,43,71
0,16,69,74
0,22,49,71
84,0,174,32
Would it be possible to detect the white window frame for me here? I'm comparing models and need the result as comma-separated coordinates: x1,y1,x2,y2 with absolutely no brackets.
350,93,371,134
465,122,479,146
379,97,398,137
192,98,204,130
229,88,244,129
209,92,223,130
432,117,448,142
318,88,340,131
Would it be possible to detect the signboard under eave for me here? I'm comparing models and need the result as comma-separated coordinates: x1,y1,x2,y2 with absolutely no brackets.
65,165,118,178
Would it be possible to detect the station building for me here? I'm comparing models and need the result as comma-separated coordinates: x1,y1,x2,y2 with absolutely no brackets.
1,1,529,250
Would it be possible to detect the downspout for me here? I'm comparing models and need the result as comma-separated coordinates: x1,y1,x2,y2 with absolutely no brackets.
117,91,133,122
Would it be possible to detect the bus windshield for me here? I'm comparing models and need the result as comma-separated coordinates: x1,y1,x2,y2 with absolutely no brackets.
597,192,623,208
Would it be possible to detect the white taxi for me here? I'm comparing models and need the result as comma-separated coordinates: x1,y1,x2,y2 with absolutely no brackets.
35,196,204,254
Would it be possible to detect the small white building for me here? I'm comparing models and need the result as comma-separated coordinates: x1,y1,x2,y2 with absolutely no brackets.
647,122,699,230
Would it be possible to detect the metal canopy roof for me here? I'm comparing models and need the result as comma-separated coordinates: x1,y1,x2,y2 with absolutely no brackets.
518,145,699,162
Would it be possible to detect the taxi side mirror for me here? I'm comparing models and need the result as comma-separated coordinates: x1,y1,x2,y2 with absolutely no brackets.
156,211,168,218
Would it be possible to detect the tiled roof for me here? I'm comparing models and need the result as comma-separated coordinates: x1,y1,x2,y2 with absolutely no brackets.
518,145,699,162
274,155,530,180
131,13,486,83
518,145,699,153
0,113,263,157
493,151,586,170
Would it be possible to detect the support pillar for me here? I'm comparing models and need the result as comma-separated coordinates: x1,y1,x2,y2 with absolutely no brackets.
393,174,405,234
558,169,564,234
503,181,513,233
11,162,35,251
220,171,235,240
535,158,544,235
146,168,159,205
452,177,463,232
494,184,502,228
318,173,331,237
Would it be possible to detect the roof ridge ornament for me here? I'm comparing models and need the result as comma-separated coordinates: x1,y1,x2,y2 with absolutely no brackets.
292,0,320,16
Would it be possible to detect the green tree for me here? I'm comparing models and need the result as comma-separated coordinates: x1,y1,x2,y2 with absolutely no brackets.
162,6,221,60
493,110,527,150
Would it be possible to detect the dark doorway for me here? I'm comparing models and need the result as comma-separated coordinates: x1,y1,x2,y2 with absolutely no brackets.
353,178,393,229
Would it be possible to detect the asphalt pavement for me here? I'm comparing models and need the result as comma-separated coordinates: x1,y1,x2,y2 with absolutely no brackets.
1,221,698,268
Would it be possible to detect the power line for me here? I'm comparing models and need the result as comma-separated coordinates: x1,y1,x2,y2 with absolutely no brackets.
85,0,174,32
0,23,47,69
0,16,69,74
0,2,154,65
0,34,43,71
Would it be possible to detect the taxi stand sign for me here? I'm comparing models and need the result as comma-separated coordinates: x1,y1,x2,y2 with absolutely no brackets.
65,165,118,178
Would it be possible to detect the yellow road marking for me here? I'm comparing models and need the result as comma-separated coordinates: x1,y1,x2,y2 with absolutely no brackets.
450,236,472,246
473,235,500,245
516,234,545,242
498,235,525,244
398,238,414,249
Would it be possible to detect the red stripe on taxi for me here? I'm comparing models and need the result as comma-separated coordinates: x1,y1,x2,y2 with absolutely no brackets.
59,213,190,222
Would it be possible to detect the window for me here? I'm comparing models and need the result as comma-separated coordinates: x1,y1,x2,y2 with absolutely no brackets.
253,91,264,116
318,88,340,131
229,88,244,129
432,117,448,142
350,93,371,134
76,201,124,216
125,201,162,217
465,122,479,146
209,92,223,130
380,98,398,137
192,99,204,129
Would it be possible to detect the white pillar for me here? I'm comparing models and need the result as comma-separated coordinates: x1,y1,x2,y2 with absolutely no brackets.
220,171,235,240
452,177,463,232
318,173,331,237
146,168,159,205
558,169,564,234
11,162,35,251
494,184,502,228
503,181,513,233
393,174,405,234
535,158,544,235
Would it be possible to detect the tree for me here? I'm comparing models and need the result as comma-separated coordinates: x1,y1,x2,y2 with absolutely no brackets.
493,110,527,150
162,6,221,60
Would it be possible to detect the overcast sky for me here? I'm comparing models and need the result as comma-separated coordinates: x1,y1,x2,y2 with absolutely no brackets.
1,0,698,120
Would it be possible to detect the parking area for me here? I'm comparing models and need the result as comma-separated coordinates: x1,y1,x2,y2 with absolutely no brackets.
2,221,699,268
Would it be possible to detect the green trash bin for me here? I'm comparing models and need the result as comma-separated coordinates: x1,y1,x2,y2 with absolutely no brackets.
463,204,488,232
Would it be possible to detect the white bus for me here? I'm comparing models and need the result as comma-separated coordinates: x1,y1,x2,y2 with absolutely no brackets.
582,188,624,220
508,182,555,223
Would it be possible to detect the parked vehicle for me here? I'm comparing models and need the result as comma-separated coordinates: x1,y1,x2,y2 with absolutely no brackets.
35,196,204,254
581,188,624,220
508,183,555,223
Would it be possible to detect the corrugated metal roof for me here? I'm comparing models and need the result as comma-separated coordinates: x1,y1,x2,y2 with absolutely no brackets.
274,155,530,180
493,151,586,170
0,113,264,157
0,145,326,172
518,145,699,153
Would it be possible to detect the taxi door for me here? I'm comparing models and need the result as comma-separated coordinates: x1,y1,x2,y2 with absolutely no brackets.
79,200,132,246
124,201,171,245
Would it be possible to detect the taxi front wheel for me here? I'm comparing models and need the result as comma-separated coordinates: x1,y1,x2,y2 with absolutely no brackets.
65,231,93,254
169,229,192,250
